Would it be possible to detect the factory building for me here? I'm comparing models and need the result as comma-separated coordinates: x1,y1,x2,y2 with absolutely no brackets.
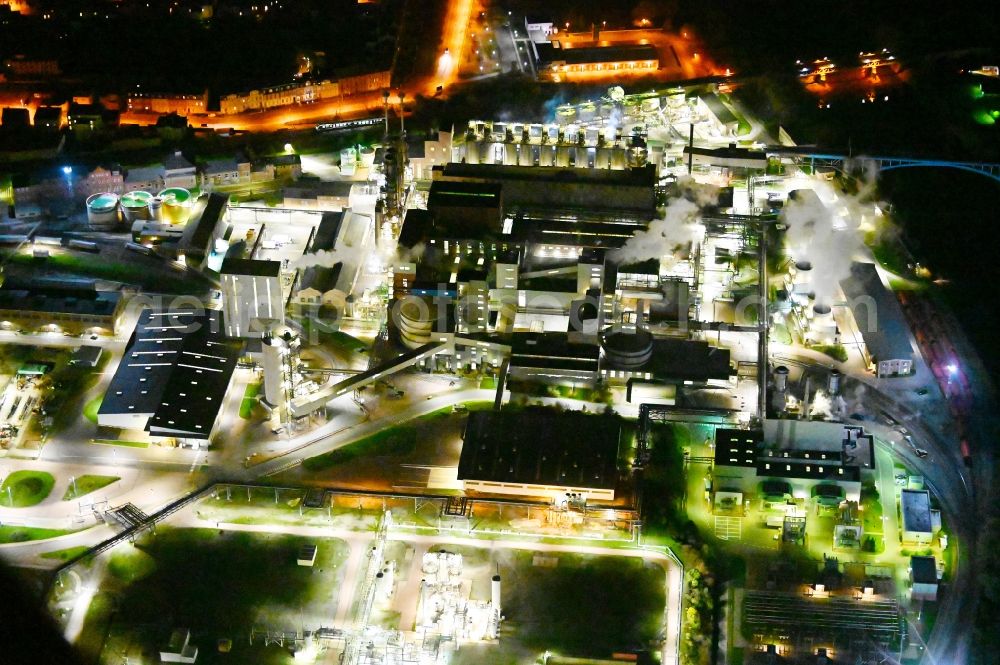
433,162,657,216
900,489,934,546
712,421,875,504
0,283,124,335
97,308,242,446
407,130,453,181
178,192,229,270
219,258,284,337
537,43,659,77
840,261,915,377
426,180,504,232
910,556,939,601
457,410,622,501
455,121,648,174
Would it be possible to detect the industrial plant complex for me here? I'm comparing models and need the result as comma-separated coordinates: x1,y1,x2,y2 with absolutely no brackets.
0,3,993,665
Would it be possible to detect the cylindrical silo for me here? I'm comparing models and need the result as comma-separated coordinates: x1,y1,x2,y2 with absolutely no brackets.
502,142,517,166
147,196,163,221
517,144,533,166
827,369,842,395
359,145,376,168
491,573,501,613
596,146,612,169
464,139,480,164
261,333,286,406
774,365,789,391
340,147,357,176
158,187,192,225
539,144,555,167
86,192,119,230
556,144,571,167
121,190,153,222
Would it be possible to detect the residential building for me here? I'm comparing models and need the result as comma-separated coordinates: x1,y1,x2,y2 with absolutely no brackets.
127,90,208,116
163,151,197,189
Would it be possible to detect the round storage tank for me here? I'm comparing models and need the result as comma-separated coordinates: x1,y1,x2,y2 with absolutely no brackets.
120,190,153,223
601,328,654,369
340,148,357,176
359,146,376,168
86,192,119,229
157,187,192,225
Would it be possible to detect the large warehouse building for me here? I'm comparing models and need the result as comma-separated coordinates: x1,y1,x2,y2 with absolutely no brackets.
97,308,242,446
457,409,622,501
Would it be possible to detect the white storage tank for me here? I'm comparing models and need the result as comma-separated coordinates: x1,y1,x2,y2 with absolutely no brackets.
358,145,376,168
85,192,119,229
340,147,357,176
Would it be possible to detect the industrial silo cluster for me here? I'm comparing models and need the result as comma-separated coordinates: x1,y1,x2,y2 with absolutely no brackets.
459,118,647,170
86,187,193,230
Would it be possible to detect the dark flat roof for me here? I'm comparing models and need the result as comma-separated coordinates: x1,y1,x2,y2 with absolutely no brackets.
839,261,912,363
428,180,502,209
546,44,659,66
99,308,241,439
179,192,228,255
910,556,937,584
308,211,345,253
700,93,738,125
220,257,281,277
458,409,621,490
901,489,932,533
0,288,120,317
441,162,657,187
714,428,761,467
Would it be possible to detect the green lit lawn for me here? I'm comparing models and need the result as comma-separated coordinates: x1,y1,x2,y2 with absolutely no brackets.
0,524,74,544
86,528,350,665
302,423,418,471
83,396,102,424
41,545,91,562
0,470,55,507
62,475,120,501
91,439,149,449
7,252,204,295
811,343,849,363
239,382,261,419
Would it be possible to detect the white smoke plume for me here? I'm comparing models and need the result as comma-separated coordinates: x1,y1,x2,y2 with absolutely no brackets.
781,168,879,306
611,176,719,264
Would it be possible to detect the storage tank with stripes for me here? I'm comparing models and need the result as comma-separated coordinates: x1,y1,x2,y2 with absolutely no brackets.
157,187,192,225
86,192,119,230
120,190,153,223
